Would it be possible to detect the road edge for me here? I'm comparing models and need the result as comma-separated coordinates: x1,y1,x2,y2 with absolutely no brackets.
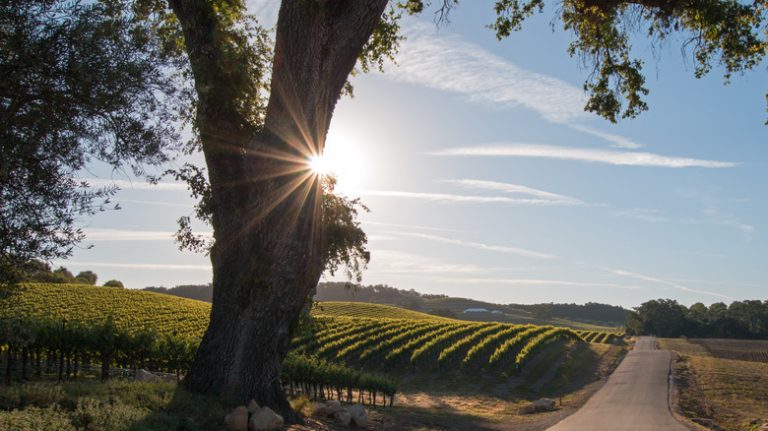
666,352,712,431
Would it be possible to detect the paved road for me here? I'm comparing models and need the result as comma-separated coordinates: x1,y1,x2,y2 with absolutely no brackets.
546,336,688,431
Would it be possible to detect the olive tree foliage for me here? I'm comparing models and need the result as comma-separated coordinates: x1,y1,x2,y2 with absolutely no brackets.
0,0,191,284
0,0,375,285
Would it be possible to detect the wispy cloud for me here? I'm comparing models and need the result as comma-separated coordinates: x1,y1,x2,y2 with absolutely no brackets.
702,208,755,239
392,231,556,259
362,220,471,233
84,178,187,191
385,20,644,149
360,189,577,205
443,179,582,205
431,144,738,168
83,228,211,241
613,207,754,239
568,124,643,149
119,199,193,208
62,261,211,271
608,268,731,299
426,276,635,289
368,250,484,274
613,208,669,223
386,21,586,124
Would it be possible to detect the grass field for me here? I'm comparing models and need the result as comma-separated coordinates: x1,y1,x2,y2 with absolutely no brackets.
659,338,768,431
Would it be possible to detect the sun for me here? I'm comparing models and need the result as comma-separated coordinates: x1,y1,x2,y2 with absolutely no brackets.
309,154,332,175
307,138,364,194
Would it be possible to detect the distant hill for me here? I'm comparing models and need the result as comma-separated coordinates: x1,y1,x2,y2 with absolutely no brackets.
316,282,629,328
142,282,628,328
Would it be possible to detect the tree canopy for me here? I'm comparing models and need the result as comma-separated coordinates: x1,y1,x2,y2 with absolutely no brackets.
626,298,768,338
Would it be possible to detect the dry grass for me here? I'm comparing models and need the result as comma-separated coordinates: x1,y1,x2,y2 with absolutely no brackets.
661,338,768,431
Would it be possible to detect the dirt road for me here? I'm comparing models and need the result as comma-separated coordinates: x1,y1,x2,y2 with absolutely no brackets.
546,336,688,430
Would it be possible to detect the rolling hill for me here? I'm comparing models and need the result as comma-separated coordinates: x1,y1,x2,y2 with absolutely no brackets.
143,282,628,329
1,283,622,376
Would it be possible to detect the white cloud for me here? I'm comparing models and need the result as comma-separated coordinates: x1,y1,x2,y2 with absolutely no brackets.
386,21,586,124
613,208,669,223
83,228,211,241
119,199,193,208
360,189,575,205
362,220,471,233
385,20,649,150
431,143,738,168
443,179,582,205
392,231,556,259
608,268,731,299
368,250,484,275
63,261,212,271
84,178,187,191
568,124,644,149
613,207,754,239
427,276,633,289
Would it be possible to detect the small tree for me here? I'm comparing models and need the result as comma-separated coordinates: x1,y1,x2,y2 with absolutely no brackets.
75,271,98,285
103,280,124,288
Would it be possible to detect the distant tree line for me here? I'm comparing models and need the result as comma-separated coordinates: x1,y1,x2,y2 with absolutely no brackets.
15,260,123,288
316,283,629,326
626,299,768,338
509,302,629,326
314,282,447,309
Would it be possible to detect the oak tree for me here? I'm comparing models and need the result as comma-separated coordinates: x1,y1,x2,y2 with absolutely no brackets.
3,0,767,421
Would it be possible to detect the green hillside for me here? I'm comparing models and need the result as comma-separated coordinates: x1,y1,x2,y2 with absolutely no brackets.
1,284,621,375
1,283,211,338
313,301,450,321
293,317,586,373
0,285,446,337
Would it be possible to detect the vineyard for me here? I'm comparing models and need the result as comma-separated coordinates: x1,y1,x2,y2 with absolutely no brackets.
313,301,448,321
691,338,768,363
0,283,625,407
293,317,596,372
576,330,623,345
0,284,397,406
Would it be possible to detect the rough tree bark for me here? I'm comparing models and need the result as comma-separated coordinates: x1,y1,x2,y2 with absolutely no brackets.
168,0,388,421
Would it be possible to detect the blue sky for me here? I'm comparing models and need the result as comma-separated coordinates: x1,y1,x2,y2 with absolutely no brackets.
62,1,767,308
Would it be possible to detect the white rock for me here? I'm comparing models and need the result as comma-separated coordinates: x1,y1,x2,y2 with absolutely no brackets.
325,399,342,414
247,399,260,414
533,398,556,411
519,398,557,414
348,404,368,427
224,406,248,431
334,410,351,426
134,369,159,382
249,406,284,431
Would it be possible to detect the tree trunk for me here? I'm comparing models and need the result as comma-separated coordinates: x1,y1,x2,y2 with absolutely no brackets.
170,0,388,423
